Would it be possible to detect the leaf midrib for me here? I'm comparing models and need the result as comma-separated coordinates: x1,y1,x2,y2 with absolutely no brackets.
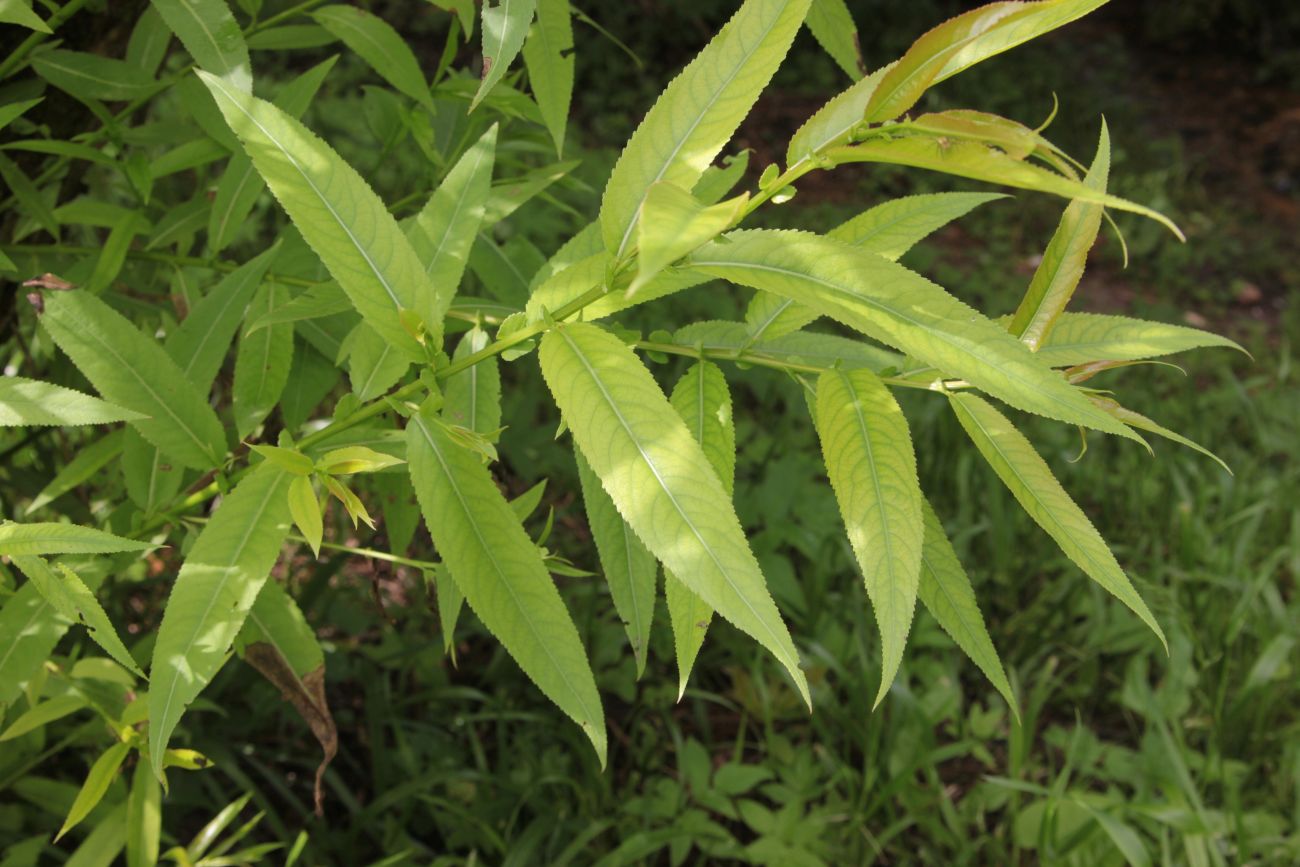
556,328,796,674
412,415,599,729
691,247,1115,431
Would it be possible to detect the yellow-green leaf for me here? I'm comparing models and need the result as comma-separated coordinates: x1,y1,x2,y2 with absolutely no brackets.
663,360,735,698
0,377,146,427
151,0,251,92
149,464,294,773
917,499,1016,712
473,0,537,111
631,182,746,294
686,230,1140,439
0,522,150,556
600,0,811,259
948,392,1166,649
814,368,922,706
57,741,131,841
1009,122,1110,349
1031,312,1246,368
539,323,809,705
406,408,607,763
288,476,323,557
522,0,574,155
312,5,433,112
198,71,433,357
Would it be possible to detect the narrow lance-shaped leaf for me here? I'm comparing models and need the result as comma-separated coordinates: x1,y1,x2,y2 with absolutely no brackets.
686,230,1141,440
27,430,124,515
805,0,863,79
149,464,294,773
1010,122,1110,348
0,560,108,706
198,71,435,357
786,62,892,170
632,182,746,294
664,360,735,698
600,0,812,260
346,322,408,402
239,580,336,815
1089,396,1231,474
57,741,131,841
233,283,294,438
10,556,145,678
209,57,338,255
31,50,160,102
0,377,145,427
863,0,1109,123
409,124,498,322
916,499,1016,711
127,758,162,867
948,392,1166,648
814,368,922,706
539,323,810,705
575,449,657,677
744,191,1004,342
472,0,538,111
443,327,502,436
522,0,574,156
312,5,434,113
151,0,252,92
0,522,150,556
1030,312,1246,368
406,409,607,763
827,136,1183,239
40,290,227,470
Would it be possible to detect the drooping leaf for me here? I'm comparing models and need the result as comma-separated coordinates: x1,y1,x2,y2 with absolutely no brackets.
199,71,433,357
663,360,735,698
862,0,1109,123
686,230,1138,439
693,150,752,204
149,464,294,773
239,579,335,815
814,368,922,706
406,408,606,762
575,449,657,676
40,290,227,470
151,0,252,92
0,377,145,427
917,499,1016,710
805,0,862,79
11,557,145,678
312,5,433,112
599,0,812,259
631,182,746,294
443,327,502,436
31,49,160,102
522,0,574,155
0,0,50,32
1031,312,1246,368
539,323,809,704
472,0,538,111
1090,396,1231,474
431,564,465,658
829,135,1182,238
233,283,294,438
0,522,150,556
287,475,323,556
948,392,1166,648
208,57,338,254
409,124,498,319
1009,123,1110,348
